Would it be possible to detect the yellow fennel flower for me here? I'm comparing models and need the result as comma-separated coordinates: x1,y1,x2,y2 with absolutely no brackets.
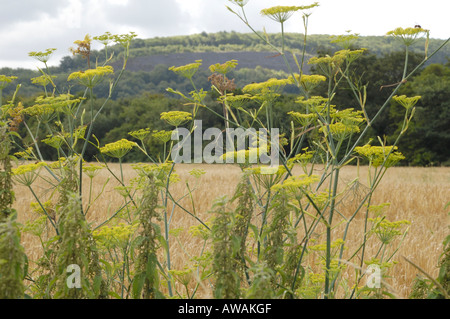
289,74,326,92
243,78,291,98
12,162,47,186
100,139,138,159
288,111,318,127
128,128,151,142
160,111,192,127
0,75,18,89
41,135,65,149
320,122,360,140
261,3,318,23
369,217,411,244
21,94,82,121
330,31,360,49
387,27,428,46
392,95,421,110
288,147,315,167
93,31,114,46
68,65,114,88
152,130,173,143
271,174,319,193
14,147,35,160
93,223,138,249
354,144,405,167
169,60,202,79
28,48,57,63
82,163,105,179
209,59,238,74
219,93,253,110
31,75,57,87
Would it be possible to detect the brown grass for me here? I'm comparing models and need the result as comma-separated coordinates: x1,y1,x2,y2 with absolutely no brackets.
13,163,449,298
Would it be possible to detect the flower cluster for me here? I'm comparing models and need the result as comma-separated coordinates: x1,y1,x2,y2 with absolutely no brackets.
0,75,18,90
288,147,315,167
219,93,253,110
160,111,192,127
168,267,194,288
288,111,318,127
82,163,105,179
308,49,366,76
21,215,48,237
93,223,138,249
111,32,138,49
31,75,57,87
169,60,202,79
243,78,291,99
221,146,269,165
93,31,114,46
12,162,47,186
297,272,325,298
295,96,329,109
320,122,360,140
369,217,411,244
189,222,212,241
245,165,287,190
387,27,428,46
354,144,405,167
289,74,326,92
128,128,151,142
49,155,83,170
260,4,318,23
68,65,114,88
330,31,360,49
28,48,57,63
132,162,180,187
271,174,319,193
14,147,35,160
392,95,421,110
100,139,137,159
41,135,65,149
189,168,206,178
209,59,238,75
152,130,173,143
309,238,346,253
22,94,82,120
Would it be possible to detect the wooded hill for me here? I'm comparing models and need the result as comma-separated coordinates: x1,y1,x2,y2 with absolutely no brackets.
122,31,449,68
1,31,448,99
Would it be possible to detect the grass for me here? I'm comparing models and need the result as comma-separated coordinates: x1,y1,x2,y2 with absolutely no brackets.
14,163,449,298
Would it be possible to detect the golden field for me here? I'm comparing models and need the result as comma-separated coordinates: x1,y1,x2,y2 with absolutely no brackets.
13,163,450,298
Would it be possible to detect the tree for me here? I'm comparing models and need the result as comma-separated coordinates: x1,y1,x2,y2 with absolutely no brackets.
388,63,450,166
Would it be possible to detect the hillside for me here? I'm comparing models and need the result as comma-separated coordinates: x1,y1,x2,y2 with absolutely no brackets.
120,31,449,69
114,51,311,74
0,31,448,99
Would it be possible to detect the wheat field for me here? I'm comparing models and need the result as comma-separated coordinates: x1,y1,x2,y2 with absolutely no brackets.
13,163,449,298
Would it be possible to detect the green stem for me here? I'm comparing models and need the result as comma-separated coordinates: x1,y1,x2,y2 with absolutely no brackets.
324,166,340,299
28,185,59,235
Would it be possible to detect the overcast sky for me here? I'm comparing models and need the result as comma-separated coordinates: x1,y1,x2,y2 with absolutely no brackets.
0,0,448,69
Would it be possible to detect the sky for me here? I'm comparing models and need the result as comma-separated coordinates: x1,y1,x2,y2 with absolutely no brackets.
0,0,448,69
